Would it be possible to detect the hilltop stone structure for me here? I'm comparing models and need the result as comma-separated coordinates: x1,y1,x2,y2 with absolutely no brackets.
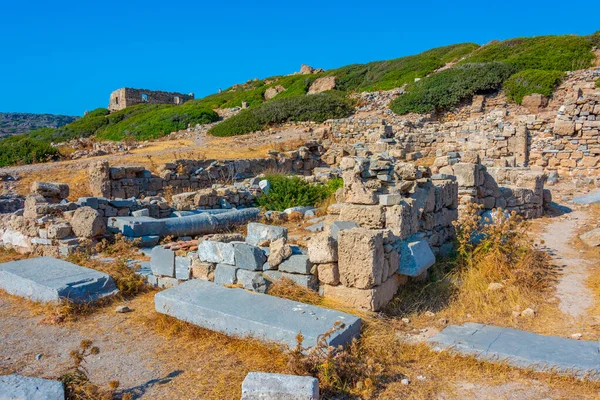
108,88,194,111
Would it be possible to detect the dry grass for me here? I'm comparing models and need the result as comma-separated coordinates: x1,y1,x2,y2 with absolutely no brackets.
267,277,322,305
388,204,560,334
12,133,309,199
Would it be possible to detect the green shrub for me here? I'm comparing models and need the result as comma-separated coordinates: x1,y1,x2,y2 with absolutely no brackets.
208,92,353,137
503,69,565,104
462,35,595,71
28,104,218,143
326,177,344,193
257,175,338,211
0,135,59,167
596,78,600,89
390,62,516,115
329,43,479,92
95,103,218,141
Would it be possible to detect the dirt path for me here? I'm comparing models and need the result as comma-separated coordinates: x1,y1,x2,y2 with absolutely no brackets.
538,209,593,318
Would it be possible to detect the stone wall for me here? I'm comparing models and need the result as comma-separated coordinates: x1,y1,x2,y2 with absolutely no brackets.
89,142,326,199
432,157,549,219
0,182,173,255
309,154,458,311
108,88,194,111
324,67,600,177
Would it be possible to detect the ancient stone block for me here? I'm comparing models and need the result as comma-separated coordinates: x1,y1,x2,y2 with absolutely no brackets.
339,204,385,229
553,119,576,136
385,199,419,240
338,228,384,289
317,263,340,285
307,233,338,263
214,264,238,285
246,223,287,246
321,274,406,311
453,163,479,187
233,242,266,271
198,240,235,265
70,207,106,238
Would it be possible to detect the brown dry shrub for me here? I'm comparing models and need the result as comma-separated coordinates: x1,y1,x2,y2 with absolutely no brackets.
61,340,121,400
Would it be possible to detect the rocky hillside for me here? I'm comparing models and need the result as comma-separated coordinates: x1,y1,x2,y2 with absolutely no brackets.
0,112,77,137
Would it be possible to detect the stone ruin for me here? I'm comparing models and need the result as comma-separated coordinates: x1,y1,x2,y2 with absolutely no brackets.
108,87,194,111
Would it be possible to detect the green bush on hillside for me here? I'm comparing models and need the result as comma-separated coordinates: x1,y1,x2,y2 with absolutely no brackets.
95,103,218,141
29,108,111,143
256,175,339,211
390,62,516,115
503,69,565,104
330,43,479,92
461,35,595,71
0,136,59,167
208,92,353,137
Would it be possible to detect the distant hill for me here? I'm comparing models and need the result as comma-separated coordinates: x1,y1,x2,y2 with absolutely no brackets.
0,112,78,137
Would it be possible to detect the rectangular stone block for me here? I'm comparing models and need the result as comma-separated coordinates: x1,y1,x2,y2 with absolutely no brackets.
155,279,361,348
246,223,287,245
429,323,600,378
379,194,402,206
263,270,318,291
175,256,192,280
307,233,338,263
278,255,313,274
241,373,319,400
214,263,238,285
150,247,175,277
399,236,435,276
338,228,384,289
197,240,235,264
339,204,385,229
453,163,479,187
0,257,118,304
385,199,419,240
321,274,406,311
233,242,266,271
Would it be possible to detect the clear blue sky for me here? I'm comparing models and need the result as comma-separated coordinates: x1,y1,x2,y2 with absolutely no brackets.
1,0,597,116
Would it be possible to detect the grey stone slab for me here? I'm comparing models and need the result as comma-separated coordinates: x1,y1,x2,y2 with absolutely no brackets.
246,223,287,245
175,256,192,280
155,279,361,349
150,247,175,277
107,216,165,237
573,191,600,205
214,264,238,285
233,242,266,271
241,372,318,400
0,374,65,400
0,257,118,304
263,270,318,291
279,255,313,274
198,240,235,264
398,237,435,276
428,323,600,378
330,221,359,240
